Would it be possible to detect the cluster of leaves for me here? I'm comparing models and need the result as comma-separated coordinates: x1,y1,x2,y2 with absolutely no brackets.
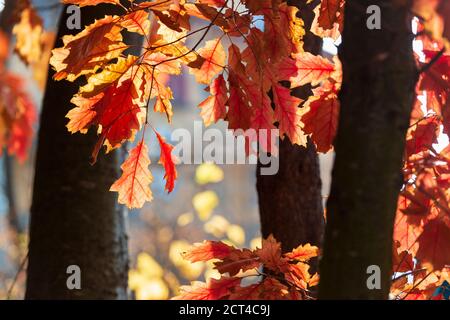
12,0,56,89
15,0,447,299
0,29,36,162
174,235,319,300
175,0,450,300
50,0,345,208
390,1,450,299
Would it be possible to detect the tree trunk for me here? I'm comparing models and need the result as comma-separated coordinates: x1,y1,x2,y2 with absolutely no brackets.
26,5,129,300
440,0,450,38
319,1,417,299
257,0,325,252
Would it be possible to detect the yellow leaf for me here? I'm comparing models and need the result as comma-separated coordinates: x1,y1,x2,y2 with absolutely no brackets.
226,224,246,246
203,215,229,238
136,252,164,278
177,212,194,227
169,240,204,280
192,191,219,221
195,163,224,185
135,278,169,300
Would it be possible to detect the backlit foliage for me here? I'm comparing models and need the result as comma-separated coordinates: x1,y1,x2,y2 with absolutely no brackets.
4,0,450,300
0,30,36,162
174,236,319,300
50,0,345,209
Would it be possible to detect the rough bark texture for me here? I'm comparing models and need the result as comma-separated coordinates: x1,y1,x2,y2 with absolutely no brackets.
26,5,129,300
440,0,450,38
257,0,325,252
319,1,417,299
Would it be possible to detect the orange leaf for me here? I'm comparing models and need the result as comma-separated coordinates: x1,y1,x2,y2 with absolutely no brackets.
272,83,307,146
156,131,177,193
120,10,150,36
229,278,291,300
255,234,284,271
183,241,234,262
189,38,225,84
318,0,345,30
285,52,336,88
0,72,36,162
174,277,240,300
285,243,319,262
416,219,450,271
12,6,44,65
226,83,252,131
110,141,153,209
214,248,260,276
62,0,121,6
67,78,142,161
199,75,228,126
50,15,127,81
302,84,340,153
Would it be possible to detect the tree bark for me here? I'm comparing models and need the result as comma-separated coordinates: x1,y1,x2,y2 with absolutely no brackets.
26,5,129,299
257,0,325,252
440,0,450,38
319,1,417,299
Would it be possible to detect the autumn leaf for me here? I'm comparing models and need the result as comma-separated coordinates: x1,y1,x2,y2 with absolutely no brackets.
285,243,319,262
110,141,153,209
280,52,336,88
272,83,307,146
67,78,142,162
226,83,252,131
406,116,439,157
12,5,44,65
197,0,227,7
392,241,414,273
255,235,284,271
317,0,345,31
214,248,260,276
0,72,36,162
173,277,241,300
229,278,291,300
189,38,226,84
199,75,228,126
156,131,177,193
183,241,234,262
78,55,138,98
120,10,151,35
416,219,450,271
62,0,121,6
302,83,340,153
284,262,311,290
50,15,127,81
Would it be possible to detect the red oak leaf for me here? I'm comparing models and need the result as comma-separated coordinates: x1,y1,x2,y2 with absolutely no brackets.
302,84,340,153
156,131,177,193
317,0,345,30
284,243,319,262
110,141,153,209
183,241,234,262
199,74,228,126
189,38,225,84
174,277,241,300
272,83,306,146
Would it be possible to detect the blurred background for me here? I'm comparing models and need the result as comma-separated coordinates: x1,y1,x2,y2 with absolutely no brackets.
0,0,335,299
